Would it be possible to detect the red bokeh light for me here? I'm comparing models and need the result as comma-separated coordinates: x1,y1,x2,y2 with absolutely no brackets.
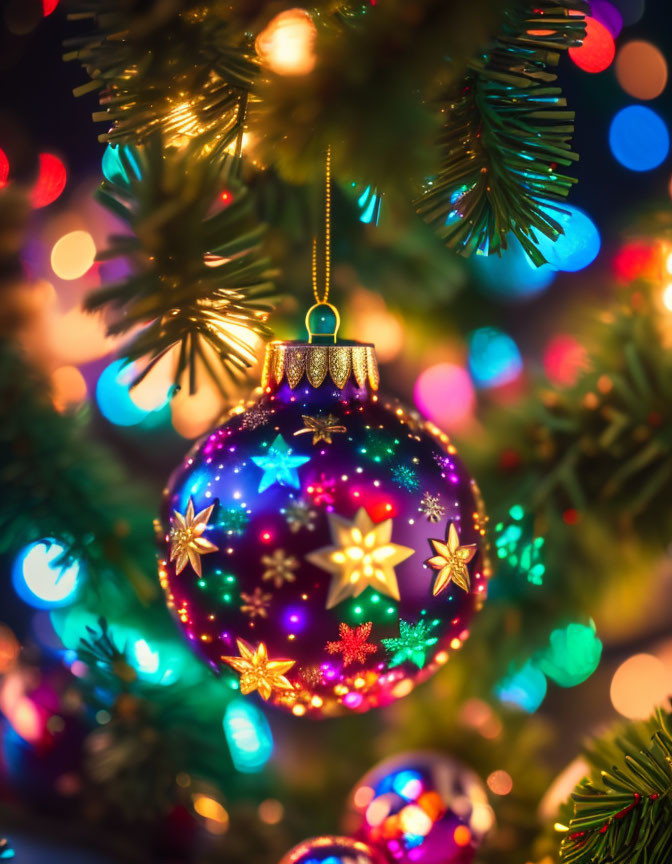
43,0,60,15
0,148,9,189
569,17,615,74
30,153,67,209
612,241,658,283
543,334,589,388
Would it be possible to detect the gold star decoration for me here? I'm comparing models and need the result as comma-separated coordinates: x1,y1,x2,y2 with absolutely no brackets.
169,497,219,576
306,507,414,609
240,587,272,619
261,548,299,588
425,522,477,595
222,640,295,701
294,413,347,445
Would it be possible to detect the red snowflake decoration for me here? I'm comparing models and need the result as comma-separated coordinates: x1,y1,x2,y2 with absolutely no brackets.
326,622,378,667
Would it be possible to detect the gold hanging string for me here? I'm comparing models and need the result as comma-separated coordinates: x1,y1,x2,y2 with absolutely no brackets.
312,145,331,305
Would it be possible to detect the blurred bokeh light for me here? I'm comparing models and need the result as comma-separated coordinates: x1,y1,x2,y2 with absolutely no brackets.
535,205,601,272
30,153,67,208
50,365,87,411
569,17,615,73
472,235,556,299
96,359,149,427
255,9,317,76
609,106,669,171
615,40,668,99
414,362,475,432
50,230,96,281
468,327,522,389
610,653,670,719
12,539,81,609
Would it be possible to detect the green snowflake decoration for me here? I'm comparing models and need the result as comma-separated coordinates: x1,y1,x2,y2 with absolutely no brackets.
382,619,439,669
359,428,399,463
494,505,545,586
391,463,420,492
218,506,249,537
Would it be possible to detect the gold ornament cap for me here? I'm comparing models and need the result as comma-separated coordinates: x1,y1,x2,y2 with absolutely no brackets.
261,340,379,392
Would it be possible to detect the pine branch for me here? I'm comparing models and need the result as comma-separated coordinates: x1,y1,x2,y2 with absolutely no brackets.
0,341,157,600
251,0,507,190
559,709,672,864
417,1,587,263
73,619,251,823
64,0,257,151
470,279,672,540
87,139,276,395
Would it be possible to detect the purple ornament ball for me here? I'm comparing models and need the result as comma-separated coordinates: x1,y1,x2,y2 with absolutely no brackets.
278,836,388,864
343,751,493,864
158,341,491,718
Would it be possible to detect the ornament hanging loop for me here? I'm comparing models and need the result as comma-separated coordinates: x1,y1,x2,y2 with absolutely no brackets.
305,301,341,344
308,146,340,343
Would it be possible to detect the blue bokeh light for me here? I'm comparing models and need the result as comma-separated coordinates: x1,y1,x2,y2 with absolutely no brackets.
472,235,556,299
12,539,81,609
392,769,424,801
609,106,670,172
223,698,274,773
96,360,149,427
536,204,601,273
468,327,523,388
495,660,548,713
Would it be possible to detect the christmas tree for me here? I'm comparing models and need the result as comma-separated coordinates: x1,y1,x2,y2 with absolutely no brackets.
1,1,672,862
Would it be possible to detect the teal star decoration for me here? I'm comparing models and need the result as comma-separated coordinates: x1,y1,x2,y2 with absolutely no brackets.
382,619,438,669
251,434,310,493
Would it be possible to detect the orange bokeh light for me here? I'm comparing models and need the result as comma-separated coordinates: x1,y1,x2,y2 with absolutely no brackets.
256,9,317,76
453,825,472,847
487,770,514,796
610,654,670,719
615,41,668,100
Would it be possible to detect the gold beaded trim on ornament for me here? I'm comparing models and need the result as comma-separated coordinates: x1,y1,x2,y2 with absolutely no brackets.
261,342,380,391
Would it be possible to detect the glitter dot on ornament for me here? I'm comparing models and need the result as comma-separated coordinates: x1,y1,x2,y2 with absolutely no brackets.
158,325,490,718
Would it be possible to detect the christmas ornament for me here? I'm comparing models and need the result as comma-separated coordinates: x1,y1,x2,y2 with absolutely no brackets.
157,323,490,717
157,147,490,718
343,752,493,864
278,836,388,864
